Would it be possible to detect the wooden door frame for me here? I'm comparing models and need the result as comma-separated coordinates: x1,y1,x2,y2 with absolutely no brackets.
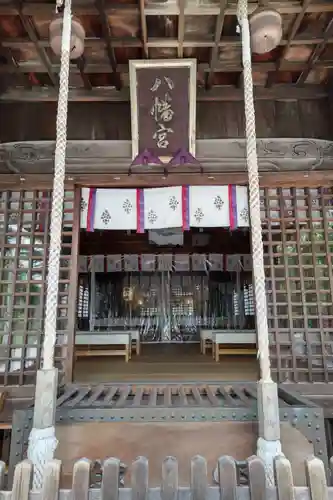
63,175,333,382
64,186,81,382
1,170,333,190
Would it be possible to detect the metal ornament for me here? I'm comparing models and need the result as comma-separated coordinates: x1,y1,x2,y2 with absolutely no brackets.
249,9,283,54
49,16,85,59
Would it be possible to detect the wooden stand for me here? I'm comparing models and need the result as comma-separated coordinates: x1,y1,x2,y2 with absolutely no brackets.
212,331,257,362
199,329,213,355
130,330,141,355
75,333,132,362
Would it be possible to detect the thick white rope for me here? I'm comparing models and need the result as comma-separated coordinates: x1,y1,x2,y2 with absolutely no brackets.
237,0,271,383
43,0,72,371
257,437,282,485
28,0,72,489
237,0,281,486
28,427,58,490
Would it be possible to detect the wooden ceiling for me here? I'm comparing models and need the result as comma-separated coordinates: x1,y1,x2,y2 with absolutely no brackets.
0,0,333,101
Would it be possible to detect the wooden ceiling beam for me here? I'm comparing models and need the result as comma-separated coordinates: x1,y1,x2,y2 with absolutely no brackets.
297,17,333,85
177,0,185,58
0,0,331,16
267,0,312,87
2,37,143,49
75,55,92,90
2,35,333,51
139,0,333,16
206,0,227,89
0,84,327,102
3,59,333,74
17,6,58,87
95,0,121,90
1,171,332,190
0,44,31,88
138,0,148,58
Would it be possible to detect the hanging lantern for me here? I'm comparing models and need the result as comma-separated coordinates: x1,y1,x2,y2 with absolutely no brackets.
49,17,85,59
249,8,282,54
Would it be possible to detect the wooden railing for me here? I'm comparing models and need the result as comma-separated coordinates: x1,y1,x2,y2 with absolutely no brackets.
3,454,333,499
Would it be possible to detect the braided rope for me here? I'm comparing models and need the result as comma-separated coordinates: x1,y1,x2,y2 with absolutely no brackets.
27,0,72,488
43,0,72,371
237,0,271,383
237,0,282,486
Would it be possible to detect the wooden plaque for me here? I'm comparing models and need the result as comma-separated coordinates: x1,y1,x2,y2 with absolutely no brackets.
129,59,197,159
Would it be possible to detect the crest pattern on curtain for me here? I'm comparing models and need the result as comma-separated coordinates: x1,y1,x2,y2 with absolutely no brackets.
80,185,250,231
95,189,137,230
189,186,229,227
141,186,184,231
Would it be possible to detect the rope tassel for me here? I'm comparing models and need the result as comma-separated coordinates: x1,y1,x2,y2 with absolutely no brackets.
28,427,58,490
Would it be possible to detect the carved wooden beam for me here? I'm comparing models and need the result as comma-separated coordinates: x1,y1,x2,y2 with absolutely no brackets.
206,0,228,90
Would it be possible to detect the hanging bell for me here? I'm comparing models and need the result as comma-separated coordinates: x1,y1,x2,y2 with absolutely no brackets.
49,16,85,59
249,8,282,54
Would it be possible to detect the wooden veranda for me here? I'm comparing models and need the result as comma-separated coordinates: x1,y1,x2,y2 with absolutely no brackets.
74,345,259,383
8,382,328,486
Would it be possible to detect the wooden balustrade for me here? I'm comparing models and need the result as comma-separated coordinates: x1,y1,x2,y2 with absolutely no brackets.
4,454,333,499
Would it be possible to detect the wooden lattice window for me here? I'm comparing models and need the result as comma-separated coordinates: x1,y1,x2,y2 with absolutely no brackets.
0,190,75,386
261,187,333,383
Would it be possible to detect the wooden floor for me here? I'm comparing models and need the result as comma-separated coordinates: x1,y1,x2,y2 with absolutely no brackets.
74,344,259,383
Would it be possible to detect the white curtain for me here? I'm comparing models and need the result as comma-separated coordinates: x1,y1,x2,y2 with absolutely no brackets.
143,186,183,230
189,186,229,227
